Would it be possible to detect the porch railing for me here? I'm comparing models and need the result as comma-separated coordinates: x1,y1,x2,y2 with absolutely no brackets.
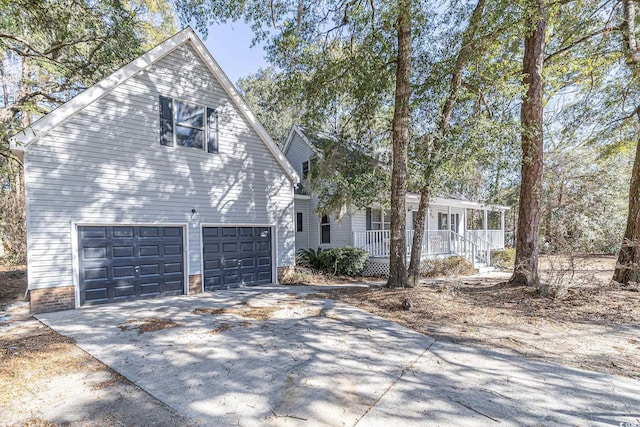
352,229,495,266
465,230,504,249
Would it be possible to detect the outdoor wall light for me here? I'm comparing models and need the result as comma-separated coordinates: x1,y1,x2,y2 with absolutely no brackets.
190,208,199,222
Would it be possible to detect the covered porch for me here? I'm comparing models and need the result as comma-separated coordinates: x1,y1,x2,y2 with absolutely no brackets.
352,196,510,267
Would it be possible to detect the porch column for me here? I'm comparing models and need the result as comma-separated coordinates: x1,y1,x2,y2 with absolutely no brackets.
426,206,431,254
448,205,452,253
463,208,467,253
484,208,488,242
501,210,505,247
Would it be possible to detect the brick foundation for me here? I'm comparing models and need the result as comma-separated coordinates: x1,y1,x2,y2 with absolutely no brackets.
30,286,75,313
189,274,203,294
277,266,294,283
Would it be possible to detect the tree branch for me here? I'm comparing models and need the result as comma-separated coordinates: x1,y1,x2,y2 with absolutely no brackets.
545,26,619,63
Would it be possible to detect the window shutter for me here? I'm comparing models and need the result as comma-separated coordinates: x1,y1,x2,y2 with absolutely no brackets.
412,211,417,230
438,213,443,230
366,208,372,231
207,107,218,153
159,96,173,146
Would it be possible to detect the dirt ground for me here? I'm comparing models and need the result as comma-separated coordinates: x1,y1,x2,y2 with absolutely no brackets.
314,255,640,380
1,256,639,425
0,265,193,427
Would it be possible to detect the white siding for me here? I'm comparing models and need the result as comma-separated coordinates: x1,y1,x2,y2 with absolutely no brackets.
24,44,294,290
351,210,367,232
294,197,310,252
428,206,465,233
284,132,314,186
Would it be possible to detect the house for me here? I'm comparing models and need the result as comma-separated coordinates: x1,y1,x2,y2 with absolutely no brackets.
283,125,509,275
10,28,299,313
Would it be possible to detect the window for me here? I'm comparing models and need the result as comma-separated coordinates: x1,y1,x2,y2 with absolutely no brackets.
367,208,390,231
437,212,449,230
159,95,218,153
488,211,502,230
438,212,460,232
302,161,309,180
296,212,303,232
320,215,331,244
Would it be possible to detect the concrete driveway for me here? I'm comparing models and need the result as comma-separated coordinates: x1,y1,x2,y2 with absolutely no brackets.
37,285,640,426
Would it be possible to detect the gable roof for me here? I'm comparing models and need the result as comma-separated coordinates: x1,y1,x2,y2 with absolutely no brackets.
10,27,299,184
283,124,316,155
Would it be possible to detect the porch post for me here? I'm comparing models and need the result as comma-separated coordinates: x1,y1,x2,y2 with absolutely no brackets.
448,205,452,253
463,208,467,253
501,210,505,247
426,206,431,254
484,208,488,242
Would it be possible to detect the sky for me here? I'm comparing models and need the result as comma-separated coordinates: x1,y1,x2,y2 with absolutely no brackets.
200,21,269,85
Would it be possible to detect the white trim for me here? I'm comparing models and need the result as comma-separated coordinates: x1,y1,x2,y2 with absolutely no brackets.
406,193,510,211
199,223,278,286
10,29,192,149
9,27,300,185
294,193,311,200
70,221,80,308
72,222,189,307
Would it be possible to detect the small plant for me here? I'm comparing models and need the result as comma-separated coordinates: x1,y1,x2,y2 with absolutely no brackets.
296,248,324,270
420,256,475,278
317,247,369,276
491,248,516,269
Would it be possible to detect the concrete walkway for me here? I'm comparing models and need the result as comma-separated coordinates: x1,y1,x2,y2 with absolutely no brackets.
38,285,640,426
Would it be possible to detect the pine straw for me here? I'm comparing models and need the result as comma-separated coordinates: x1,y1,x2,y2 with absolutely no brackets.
314,274,640,379
118,318,182,334
193,303,278,321
0,327,91,407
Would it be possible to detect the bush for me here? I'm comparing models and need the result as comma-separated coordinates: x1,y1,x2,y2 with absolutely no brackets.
317,247,369,276
420,256,474,278
491,248,516,269
296,248,324,270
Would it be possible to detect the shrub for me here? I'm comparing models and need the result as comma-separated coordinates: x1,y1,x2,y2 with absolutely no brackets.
317,247,369,276
420,256,474,278
491,248,516,269
296,248,324,270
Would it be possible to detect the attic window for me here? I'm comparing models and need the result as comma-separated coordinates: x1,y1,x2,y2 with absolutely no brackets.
159,95,218,153
302,161,309,180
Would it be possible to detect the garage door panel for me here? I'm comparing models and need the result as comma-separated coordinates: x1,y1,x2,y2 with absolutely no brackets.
164,244,182,255
203,226,272,291
113,266,135,278
241,258,256,268
81,227,108,238
222,228,238,237
112,246,134,258
112,227,134,238
164,262,183,273
165,280,184,293
222,242,237,252
78,226,184,305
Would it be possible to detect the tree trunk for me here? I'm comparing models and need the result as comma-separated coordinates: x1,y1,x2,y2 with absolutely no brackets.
408,185,429,286
386,0,412,288
614,0,640,284
407,0,485,281
510,0,546,287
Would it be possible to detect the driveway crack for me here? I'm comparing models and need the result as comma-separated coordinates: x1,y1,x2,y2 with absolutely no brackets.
353,340,435,426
